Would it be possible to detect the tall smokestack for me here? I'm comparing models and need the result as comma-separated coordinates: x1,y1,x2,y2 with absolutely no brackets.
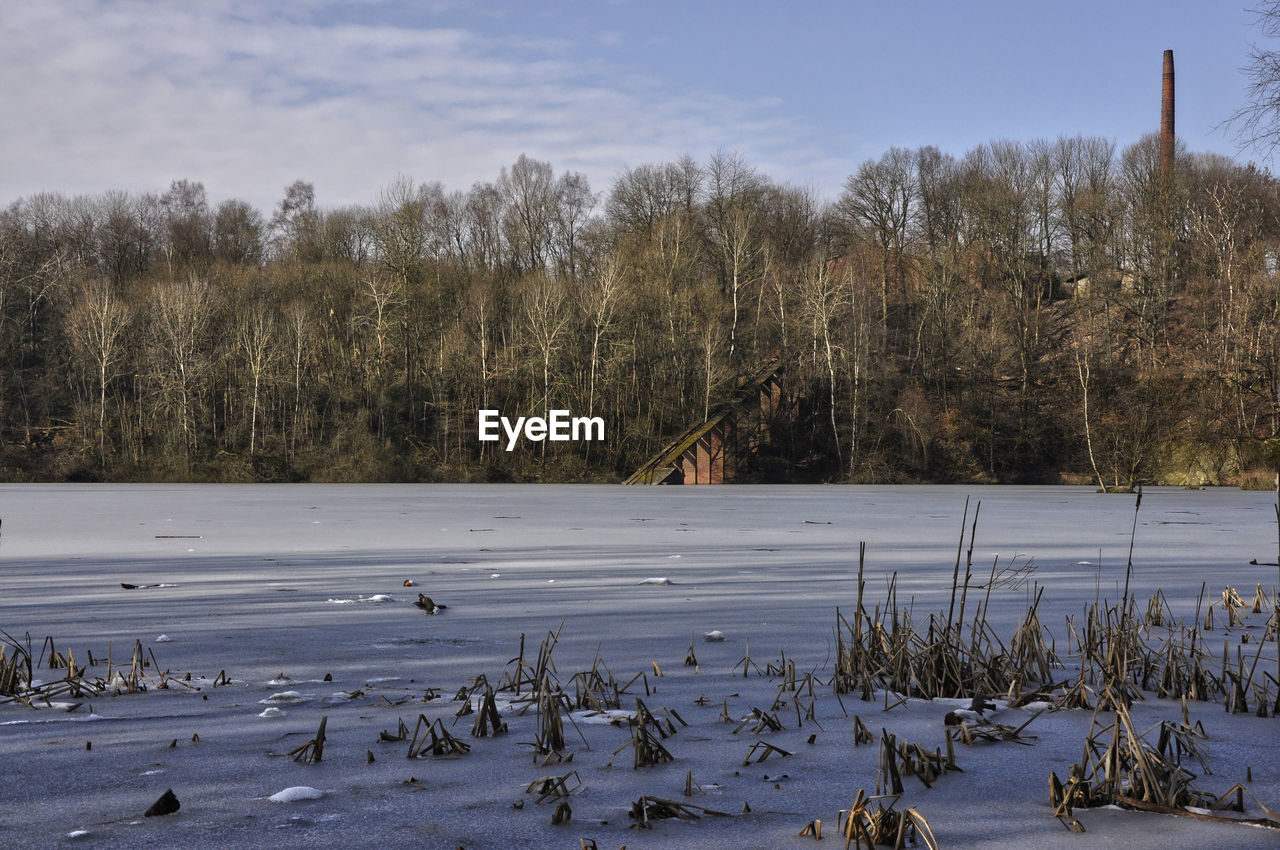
1160,49,1175,183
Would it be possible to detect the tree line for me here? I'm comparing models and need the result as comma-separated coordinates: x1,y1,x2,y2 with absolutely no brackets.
1,136,1278,485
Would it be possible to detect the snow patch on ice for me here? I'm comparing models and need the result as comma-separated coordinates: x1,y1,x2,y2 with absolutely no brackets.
259,691,309,706
327,594,395,604
27,701,81,712
640,577,674,585
258,707,285,718
933,697,1009,712
703,630,726,642
269,786,325,803
0,713,108,726
946,708,984,724
155,634,171,642
571,709,636,725
470,695,515,714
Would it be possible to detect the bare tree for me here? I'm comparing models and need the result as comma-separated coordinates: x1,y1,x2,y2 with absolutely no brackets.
322,206,374,267
467,282,493,414
95,191,151,283
236,300,276,456
354,273,405,438
68,276,130,462
213,200,265,266
1054,135,1119,283
704,150,764,361
462,182,508,272
1120,133,1186,357
581,256,623,422
501,155,557,271
1227,2,1280,156
282,300,311,457
553,171,597,279
150,275,211,466
271,180,320,262
372,176,444,286
912,147,965,405
522,274,570,422
1071,319,1106,492
802,258,844,469
607,162,686,234
835,147,915,332
159,180,211,272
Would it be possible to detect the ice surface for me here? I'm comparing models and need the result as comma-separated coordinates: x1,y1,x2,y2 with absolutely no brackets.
0,484,1277,848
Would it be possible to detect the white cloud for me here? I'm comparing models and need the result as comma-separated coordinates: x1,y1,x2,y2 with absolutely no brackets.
0,1,848,212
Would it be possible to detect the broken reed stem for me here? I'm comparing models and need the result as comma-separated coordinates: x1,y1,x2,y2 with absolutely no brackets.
956,501,980,643
288,715,327,763
1123,487,1142,621
945,497,969,638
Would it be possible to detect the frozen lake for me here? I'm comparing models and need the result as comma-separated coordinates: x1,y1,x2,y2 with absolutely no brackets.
1,484,1277,848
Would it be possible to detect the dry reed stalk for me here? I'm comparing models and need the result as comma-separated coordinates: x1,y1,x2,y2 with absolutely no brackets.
734,639,763,678
853,715,873,745
741,740,791,765
470,686,507,737
525,769,581,803
877,730,904,795
406,714,470,758
534,678,567,757
288,715,328,763
683,770,703,796
501,624,564,695
379,718,410,742
732,706,782,736
956,711,1039,746
608,698,674,768
568,666,618,711
838,790,936,850
626,795,730,828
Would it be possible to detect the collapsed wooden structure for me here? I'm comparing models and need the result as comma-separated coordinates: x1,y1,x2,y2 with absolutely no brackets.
623,361,785,485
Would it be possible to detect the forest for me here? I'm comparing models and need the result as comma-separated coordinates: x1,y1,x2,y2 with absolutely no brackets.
1,134,1278,486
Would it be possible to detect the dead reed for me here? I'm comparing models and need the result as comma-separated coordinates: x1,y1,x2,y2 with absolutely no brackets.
837,790,939,850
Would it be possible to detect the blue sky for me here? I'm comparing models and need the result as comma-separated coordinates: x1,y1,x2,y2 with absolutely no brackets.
0,1,1266,212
